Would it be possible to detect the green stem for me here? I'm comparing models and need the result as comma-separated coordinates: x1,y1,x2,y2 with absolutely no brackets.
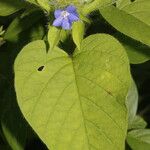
82,0,100,15
82,0,114,15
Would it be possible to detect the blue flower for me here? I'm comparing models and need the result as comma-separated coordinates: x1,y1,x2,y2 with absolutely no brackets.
53,5,79,30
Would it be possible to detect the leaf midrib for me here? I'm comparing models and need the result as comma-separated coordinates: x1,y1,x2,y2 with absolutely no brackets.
71,59,91,150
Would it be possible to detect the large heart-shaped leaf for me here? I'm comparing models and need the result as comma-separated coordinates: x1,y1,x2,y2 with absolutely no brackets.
14,34,131,150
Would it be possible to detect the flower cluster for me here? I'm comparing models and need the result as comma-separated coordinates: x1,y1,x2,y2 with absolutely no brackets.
53,5,79,30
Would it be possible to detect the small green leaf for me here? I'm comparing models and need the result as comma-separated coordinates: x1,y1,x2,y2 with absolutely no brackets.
0,26,5,36
100,1,150,46
60,30,69,42
72,21,85,50
126,79,147,130
1,124,23,150
127,129,150,150
128,116,147,130
126,80,138,125
48,26,61,50
15,34,131,150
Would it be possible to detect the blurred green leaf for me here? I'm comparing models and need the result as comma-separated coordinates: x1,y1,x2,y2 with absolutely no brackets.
127,129,150,150
126,80,138,126
4,10,44,42
0,0,26,16
126,80,147,130
128,116,147,130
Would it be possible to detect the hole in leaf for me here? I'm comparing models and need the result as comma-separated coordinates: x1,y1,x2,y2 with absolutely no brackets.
38,66,44,71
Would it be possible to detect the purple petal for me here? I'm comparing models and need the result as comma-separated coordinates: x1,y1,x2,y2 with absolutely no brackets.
53,16,63,27
66,5,76,13
68,13,79,22
54,9,62,18
62,18,71,30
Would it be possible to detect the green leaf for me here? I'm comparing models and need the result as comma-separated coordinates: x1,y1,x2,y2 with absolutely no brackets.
0,0,25,16
126,80,138,125
127,129,150,150
115,33,150,64
128,116,147,130
1,124,23,150
14,34,131,149
4,10,44,42
126,80,147,130
48,26,61,50
59,30,69,43
124,42,150,64
100,1,150,46
72,21,85,50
